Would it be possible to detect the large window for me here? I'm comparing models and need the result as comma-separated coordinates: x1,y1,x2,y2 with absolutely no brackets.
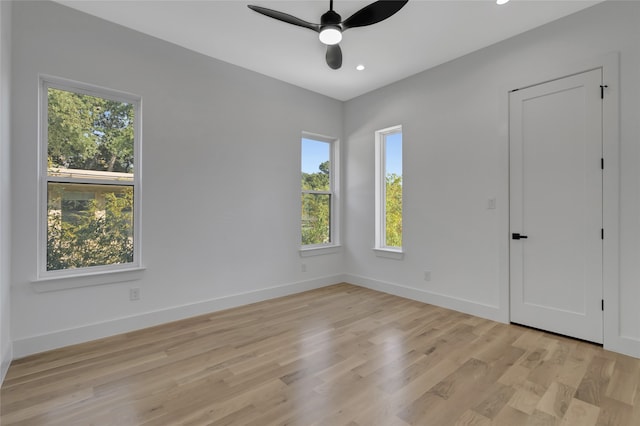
39,77,141,278
301,134,338,248
375,125,403,251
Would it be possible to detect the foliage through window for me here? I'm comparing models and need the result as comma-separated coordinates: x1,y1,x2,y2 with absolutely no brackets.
41,79,140,276
375,126,402,250
301,136,335,246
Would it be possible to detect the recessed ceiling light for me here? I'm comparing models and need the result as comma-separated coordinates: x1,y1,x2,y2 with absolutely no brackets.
356,64,365,71
496,0,510,4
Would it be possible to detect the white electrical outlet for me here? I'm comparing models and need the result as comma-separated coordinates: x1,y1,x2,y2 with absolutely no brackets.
301,263,307,272
424,271,431,281
129,288,140,301
487,198,497,210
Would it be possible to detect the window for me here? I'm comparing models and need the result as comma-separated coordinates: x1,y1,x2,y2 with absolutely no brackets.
375,125,403,252
39,77,141,279
301,134,339,249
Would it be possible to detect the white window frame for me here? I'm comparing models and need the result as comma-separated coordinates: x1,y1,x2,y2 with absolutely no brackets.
300,132,341,256
374,125,403,258
36,75,143,282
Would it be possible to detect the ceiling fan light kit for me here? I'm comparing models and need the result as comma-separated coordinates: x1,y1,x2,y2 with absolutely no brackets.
248,0,409,70
319,27,342,45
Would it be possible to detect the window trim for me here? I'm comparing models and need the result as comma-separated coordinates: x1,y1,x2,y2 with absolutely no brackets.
374,125,403,253
37,75,143,281
300,131,340,253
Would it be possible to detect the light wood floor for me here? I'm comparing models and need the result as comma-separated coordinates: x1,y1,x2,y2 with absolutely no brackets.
2,284,640,426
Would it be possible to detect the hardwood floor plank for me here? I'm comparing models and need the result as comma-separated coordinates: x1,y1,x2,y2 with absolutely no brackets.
453,409,492,426
560,398,600,426
508,386,543,415
525,409,560,426
575,356,616,406
528,339,574,389
492,405,531,425
595,397,634,426
536,381,576,419
472,382,516,420
499,363,531,388
605,354,640,405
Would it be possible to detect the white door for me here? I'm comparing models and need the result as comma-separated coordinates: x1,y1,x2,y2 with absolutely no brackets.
510,69,603,343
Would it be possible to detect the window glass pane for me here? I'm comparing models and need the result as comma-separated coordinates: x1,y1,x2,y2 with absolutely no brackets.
47,87,135,177
61,191,94,226
301,138,330,191
301,193,331,245
47,182,134,271
385,132,402,247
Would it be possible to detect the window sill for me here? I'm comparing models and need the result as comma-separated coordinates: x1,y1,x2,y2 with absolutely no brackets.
299,245,342,257
31,266,146,293
373,248,404,260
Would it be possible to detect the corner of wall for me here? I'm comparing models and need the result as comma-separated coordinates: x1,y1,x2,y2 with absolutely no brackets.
0,0,13,387
344,274,508,324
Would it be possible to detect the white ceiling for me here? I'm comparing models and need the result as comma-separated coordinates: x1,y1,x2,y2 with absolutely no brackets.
55,0,602,101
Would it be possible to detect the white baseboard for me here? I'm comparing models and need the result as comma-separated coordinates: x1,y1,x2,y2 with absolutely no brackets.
13,275,345,358
346,273,506,323
605,334,640,359
1,343,12,386
11,274,640,361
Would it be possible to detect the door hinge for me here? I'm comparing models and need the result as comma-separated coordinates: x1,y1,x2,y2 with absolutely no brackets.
602,299,604,311
601,228,604,239
600,84,608,99
601,158,604,170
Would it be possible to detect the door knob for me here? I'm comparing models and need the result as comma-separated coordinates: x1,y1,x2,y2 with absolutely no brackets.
512,233,528,240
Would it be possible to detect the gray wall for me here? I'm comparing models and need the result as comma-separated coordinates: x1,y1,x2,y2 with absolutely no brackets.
10,1,344,356
344,0,640,356
1,0,12,382
5,0,640,362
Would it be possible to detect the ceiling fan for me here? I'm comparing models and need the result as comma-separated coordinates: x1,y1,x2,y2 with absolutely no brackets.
248,0,409,70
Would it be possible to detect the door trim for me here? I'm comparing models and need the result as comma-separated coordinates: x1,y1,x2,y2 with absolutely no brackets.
499,52,628,355
509,68,604,343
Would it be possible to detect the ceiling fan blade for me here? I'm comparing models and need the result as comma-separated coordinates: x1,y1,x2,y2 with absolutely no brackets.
326,44,342,70
342,0,408,30
248,5,320,32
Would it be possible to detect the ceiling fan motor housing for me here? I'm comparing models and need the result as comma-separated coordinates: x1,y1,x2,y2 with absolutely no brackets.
321,9,342,27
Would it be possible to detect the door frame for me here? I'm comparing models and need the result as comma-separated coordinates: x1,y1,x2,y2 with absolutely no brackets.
509,68,604,343
498,52,622,353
